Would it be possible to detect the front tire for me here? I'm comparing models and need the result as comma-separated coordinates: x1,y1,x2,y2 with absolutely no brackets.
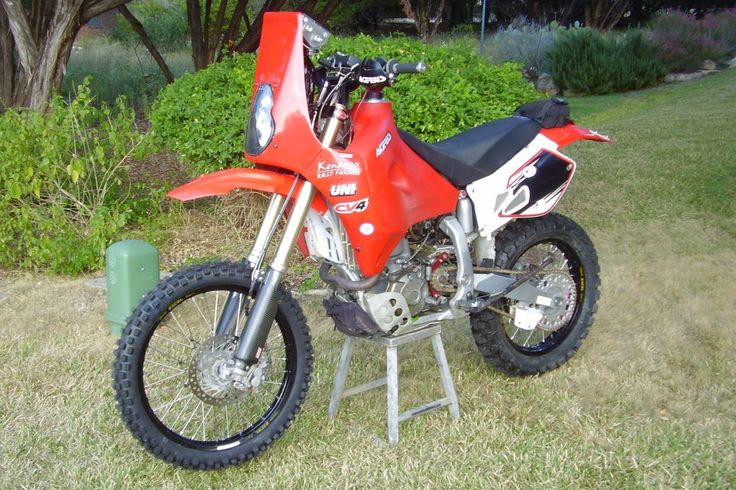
113,261,312,469
470,213,600,376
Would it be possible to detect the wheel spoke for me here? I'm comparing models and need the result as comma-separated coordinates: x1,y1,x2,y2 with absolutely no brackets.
153,333,193,349
212,290,220,336
145,358,185,372
112,262,311,468
169,310,196,344
191,296,212,333
146,370,186,387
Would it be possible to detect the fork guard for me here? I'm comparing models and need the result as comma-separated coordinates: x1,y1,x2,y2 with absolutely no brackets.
167,167,328,213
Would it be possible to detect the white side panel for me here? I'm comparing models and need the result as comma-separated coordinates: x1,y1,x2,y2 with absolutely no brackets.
466,134,566,238
304,209,345,263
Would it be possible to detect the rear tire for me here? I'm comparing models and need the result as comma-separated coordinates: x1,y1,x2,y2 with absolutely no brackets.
113,261,312,469
470,213,600,376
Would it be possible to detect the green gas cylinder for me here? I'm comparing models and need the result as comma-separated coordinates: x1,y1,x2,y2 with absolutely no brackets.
105,240,159,336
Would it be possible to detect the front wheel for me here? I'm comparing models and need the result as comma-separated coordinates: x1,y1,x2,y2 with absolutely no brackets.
471,213,600,376
113,262,312,469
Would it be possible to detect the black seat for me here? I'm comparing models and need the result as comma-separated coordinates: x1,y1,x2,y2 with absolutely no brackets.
398,116,541,187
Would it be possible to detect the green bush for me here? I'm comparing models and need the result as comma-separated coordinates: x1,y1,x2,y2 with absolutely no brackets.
486,17,560,76
150,35,537,173
0,80,156,274
149,53,256,174
326,35,538,141
547,28,666,95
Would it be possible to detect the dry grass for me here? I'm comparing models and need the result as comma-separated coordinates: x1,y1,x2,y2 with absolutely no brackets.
1,217,734,487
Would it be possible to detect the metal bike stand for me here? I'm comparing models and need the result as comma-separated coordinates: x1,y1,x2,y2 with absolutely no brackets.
327,323,460,445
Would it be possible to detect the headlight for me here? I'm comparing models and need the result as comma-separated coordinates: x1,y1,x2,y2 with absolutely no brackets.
245,84,275,156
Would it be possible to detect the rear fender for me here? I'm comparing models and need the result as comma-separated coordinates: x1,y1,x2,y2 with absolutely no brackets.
167,168,328,213
541,123,612,148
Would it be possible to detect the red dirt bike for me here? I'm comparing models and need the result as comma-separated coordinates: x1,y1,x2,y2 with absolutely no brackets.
113,12,610,469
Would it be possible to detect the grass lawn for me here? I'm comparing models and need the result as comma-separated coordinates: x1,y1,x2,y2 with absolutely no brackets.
1,70,735,487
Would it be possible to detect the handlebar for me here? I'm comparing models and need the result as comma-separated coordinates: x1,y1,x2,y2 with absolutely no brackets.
319,53,426,87
386,60,427,75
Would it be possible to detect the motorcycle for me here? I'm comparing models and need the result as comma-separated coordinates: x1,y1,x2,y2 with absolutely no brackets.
113,12,610,469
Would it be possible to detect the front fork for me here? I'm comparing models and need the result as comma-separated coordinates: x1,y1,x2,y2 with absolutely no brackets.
216,182,315,369
217,104,346,373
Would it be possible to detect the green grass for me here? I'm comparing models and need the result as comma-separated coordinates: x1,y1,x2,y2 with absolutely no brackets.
560,70,736,235
1,72,736,487
62,38,193,108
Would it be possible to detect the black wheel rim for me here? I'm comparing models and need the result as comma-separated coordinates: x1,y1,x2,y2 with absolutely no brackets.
502,239,585,355
137,285,297,451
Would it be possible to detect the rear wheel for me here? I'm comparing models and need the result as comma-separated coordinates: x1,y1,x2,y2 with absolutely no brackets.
470,214,600,375
113,262,312,469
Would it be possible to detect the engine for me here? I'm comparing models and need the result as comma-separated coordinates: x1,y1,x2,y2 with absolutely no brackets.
358,219,458,334
314,213,464,337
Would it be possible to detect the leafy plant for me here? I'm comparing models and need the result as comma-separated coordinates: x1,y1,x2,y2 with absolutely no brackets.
150,35,537,173
547,28,666,95
649,9,735,72
485,17,560,76
149,52,256,174
0,80,157,273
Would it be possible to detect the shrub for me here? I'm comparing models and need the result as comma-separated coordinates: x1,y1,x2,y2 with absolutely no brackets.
547,28,666,95
649,9,736,72
0,80,156,274
150,35,537,173
485,17,560,76
149,52,256,174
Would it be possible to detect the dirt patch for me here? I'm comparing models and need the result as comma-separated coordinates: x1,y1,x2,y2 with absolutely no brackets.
127,150,190,189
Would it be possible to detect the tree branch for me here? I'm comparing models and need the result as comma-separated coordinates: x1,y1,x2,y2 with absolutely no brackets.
80,0,132,23
429,0,446,40
235,0,286,53
211,0,228,62
118,5,175,83
225,0,249,49
314,0,341,24
187,0,206,70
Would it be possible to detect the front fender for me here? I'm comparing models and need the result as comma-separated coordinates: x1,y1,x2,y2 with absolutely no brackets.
167,168,327,212
541,124,612,148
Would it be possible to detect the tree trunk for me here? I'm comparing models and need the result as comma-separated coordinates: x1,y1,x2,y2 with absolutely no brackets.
400,0,446,43
1,0,133,111
235,0,286,53
118,5,175,83
0,7,14,108
186,0,207,70
584,0,630,31
224,0,249,53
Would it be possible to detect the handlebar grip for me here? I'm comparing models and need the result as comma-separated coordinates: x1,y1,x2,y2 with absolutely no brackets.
389,61,427,75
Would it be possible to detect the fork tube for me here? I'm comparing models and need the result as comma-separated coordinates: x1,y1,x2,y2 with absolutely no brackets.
215,193,287,337
247,193,286,267
233,181,316,364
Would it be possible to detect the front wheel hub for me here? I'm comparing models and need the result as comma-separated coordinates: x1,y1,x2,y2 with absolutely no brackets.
188,335,243,406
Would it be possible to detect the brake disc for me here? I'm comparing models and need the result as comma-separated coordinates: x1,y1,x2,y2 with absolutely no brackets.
188,335,243,406
532,271,577,331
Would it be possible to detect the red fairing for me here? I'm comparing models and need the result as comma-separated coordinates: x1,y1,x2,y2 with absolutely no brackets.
541,124,612,148
246,12,458,276
244,12,322,174
309,100,458,276
167,168,328,213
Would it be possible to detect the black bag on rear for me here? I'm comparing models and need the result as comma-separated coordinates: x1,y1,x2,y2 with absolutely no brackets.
514,97,570,128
